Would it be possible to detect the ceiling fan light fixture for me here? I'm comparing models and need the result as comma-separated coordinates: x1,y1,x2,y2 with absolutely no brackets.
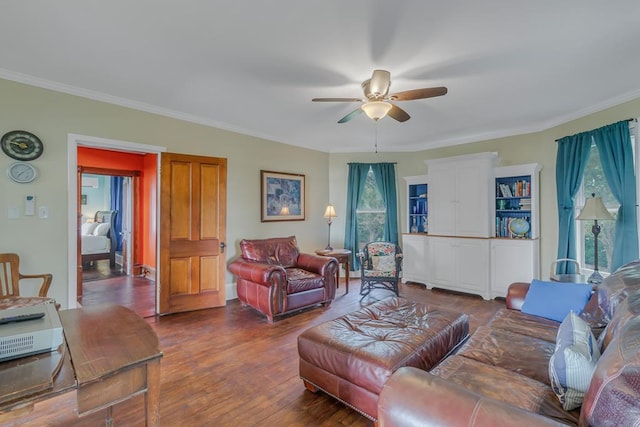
361,101,392,121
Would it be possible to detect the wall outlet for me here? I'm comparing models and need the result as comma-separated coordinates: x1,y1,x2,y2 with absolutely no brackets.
38,206,49,219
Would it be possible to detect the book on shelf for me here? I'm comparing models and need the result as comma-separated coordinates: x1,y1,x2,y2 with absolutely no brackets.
498,184,512,198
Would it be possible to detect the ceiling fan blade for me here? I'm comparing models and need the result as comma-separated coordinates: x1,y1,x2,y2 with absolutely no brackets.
387,104,410,122
390,86,448,101
369,70,391,97
361,79,372,98
312,97,362,102
338,108,363,123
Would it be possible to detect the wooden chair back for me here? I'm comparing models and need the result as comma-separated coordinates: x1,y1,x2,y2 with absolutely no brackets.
0,253,53,298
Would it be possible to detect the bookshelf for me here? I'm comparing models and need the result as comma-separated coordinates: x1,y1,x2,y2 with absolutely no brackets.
494,164,541,239
405,175,428,233
491,163,542,298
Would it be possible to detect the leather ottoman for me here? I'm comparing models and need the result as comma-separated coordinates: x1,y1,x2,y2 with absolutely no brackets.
297,296,469,420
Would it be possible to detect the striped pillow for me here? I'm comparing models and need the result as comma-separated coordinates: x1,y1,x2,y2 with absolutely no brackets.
549,311,601,410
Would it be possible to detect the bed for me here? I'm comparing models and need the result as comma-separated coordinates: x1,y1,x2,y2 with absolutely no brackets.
81,210,118,267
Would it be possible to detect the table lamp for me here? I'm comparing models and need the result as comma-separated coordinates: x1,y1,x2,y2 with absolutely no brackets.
576,193,614,284
323,204,337,250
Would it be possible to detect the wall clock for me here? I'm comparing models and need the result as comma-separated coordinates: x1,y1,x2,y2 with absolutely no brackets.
1,130,44,161
7,162,38,183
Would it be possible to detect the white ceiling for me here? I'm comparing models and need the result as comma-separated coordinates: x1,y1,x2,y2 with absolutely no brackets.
2,1,640,153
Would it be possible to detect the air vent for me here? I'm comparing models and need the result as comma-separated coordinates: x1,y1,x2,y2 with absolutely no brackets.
0,335,35,358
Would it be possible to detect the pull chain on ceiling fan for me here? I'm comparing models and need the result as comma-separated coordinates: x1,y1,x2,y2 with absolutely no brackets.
312,69,447,123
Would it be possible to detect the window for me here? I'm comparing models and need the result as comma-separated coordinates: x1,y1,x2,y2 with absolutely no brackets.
356,167,386,250
576,127,637,275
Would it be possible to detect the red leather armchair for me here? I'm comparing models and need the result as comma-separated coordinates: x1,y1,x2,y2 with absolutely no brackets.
228,236,338,322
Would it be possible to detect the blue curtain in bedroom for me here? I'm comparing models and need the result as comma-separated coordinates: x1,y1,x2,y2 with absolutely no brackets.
345,163,371,270
370,163,399,245
555,132,592,274
592,121,639,270
110,176,124,252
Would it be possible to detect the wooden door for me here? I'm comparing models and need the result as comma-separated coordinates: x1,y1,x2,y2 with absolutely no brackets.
159,153,227,314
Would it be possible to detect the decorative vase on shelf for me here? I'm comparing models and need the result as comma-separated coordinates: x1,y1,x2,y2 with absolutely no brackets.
410,217,418,233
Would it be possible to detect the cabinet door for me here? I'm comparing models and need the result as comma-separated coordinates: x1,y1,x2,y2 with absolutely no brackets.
456,163,490,237
490,239,539,298
428,166,457,236
429,237,456,285
456,238,490,297
402,234,427,284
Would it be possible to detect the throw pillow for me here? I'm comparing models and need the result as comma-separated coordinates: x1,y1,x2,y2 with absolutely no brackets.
371,255,395,272
93,223,111,236
521,279,593,322
81,222,98,235
549,311,601,410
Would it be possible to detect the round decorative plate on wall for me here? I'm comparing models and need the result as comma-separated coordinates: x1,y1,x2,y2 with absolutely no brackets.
1,130,44,161
7,162,38,183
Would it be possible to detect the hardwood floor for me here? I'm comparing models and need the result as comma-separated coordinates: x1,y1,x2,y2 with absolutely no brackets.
79,260,156,318
8,282,505,427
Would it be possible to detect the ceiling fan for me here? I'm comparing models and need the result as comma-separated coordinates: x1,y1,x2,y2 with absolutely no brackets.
312,69,447,123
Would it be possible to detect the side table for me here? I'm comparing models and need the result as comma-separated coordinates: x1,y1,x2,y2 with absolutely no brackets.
315,249,351,294
550,274,590,283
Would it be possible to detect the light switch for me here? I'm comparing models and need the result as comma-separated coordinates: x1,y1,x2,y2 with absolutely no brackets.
38,206,49,219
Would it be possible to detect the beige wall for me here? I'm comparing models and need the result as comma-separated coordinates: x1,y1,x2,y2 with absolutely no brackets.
0,79,330,308
2,76,639,307
328,97,640,281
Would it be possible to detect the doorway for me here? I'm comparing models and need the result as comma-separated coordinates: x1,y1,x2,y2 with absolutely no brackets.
67,134,166,314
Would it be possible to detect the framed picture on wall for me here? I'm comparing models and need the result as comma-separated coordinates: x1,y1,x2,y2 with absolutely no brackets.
261,170,305,222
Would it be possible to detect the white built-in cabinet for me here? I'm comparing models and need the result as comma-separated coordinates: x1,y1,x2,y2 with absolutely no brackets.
401,154,541,299
429,236,491,299
490,238,539,298
490,163,542,297
427,152,497,238
401,233,429,284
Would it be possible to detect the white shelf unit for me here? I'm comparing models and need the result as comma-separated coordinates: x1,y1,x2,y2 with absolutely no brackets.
493,163,542,239
404,175,428,234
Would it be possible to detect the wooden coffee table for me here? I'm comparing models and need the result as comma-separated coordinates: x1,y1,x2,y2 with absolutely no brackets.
315,249,351,293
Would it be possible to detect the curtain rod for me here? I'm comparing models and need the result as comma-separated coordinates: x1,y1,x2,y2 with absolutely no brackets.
347,162,397,164
555,118,637,142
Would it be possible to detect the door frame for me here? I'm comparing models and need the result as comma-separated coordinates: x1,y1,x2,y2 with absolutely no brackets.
66,134,166,309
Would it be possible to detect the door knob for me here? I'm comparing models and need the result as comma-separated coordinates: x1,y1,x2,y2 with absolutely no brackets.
220,242,226,253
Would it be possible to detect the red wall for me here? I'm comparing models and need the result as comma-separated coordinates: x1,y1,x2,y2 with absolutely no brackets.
78,147,157,269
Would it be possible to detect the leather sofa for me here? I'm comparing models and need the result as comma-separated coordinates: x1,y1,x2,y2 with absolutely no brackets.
228,236,338,322
378,261,640,426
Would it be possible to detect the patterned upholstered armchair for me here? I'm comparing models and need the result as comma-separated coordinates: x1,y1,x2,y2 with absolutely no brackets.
357,241,402,299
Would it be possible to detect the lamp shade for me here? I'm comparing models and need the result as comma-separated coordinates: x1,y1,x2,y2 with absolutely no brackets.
577,194,614,221
279,206,290,216
323,204,337,219
361,101,392,121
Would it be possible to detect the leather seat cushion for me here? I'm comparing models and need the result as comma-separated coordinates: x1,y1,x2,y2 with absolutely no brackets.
488,308,560,343
431,354,579,426
298,296,469,396
286,268,324,293
456,326,556,385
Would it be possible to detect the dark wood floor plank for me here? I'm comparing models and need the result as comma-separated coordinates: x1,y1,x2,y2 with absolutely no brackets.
7,282,505,426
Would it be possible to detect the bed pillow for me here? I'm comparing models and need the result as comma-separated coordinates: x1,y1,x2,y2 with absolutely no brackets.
549,311,601,410
81,222,98,235
521,279,593,322
93,223,111,236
